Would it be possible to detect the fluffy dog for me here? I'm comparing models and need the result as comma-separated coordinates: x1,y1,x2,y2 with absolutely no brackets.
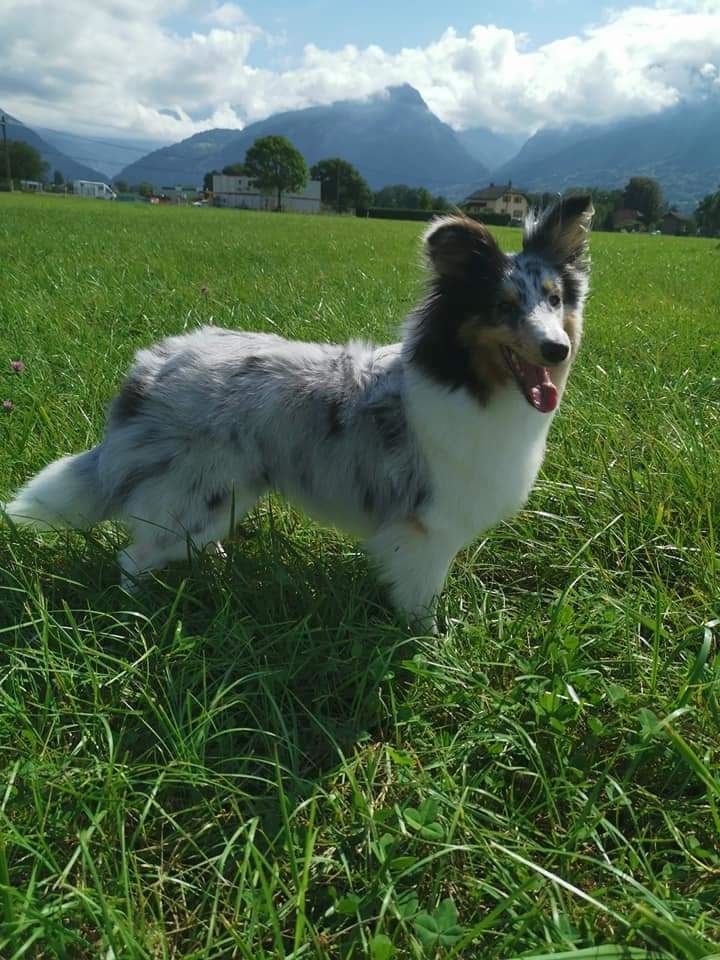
6,195,593,631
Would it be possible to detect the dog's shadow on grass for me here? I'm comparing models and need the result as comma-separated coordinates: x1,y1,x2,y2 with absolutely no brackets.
1,510,421,786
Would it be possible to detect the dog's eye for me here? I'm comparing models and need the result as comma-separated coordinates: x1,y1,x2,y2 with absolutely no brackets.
548,292,562,308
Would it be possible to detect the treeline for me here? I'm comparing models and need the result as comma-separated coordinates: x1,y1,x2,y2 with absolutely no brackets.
530,177,720,236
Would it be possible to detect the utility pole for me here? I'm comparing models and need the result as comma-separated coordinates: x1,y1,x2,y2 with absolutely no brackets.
1,115,13,192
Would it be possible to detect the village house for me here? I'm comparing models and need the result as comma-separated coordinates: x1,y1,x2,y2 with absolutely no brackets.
211,174,322,213
460,183,528,223
612,208,645,232
660,211,693,236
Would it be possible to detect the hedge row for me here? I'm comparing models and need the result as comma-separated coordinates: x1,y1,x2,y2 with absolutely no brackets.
466,211,512,226
356,207,446,221
356,207,513,226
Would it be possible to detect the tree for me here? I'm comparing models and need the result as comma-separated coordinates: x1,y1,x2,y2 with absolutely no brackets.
203,169,220,192
695,188,720,236
431,194,451,212
244,135,307,211
373,185,416,209
622,177,664,225
415,187,433,211
222,162,246,176
133,182,154,198
372,184,445,210
0,140,48,184
53,169,64,187
309,157,372,212
113,179,129,193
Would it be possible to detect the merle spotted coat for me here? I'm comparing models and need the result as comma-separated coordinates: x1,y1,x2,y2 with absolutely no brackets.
6,195,593,630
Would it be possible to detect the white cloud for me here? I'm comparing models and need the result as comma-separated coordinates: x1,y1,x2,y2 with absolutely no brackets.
206,3,253,27
1,0,719,143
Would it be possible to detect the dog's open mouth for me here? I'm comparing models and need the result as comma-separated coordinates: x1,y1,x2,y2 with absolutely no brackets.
502,347,558,414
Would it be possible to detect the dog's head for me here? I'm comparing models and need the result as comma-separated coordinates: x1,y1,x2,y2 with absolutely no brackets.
419,194,593,412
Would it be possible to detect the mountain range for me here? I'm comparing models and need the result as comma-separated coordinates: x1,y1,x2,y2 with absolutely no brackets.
494,100,720,210
35,128,168,179
4,86,719,209
117,85,489,193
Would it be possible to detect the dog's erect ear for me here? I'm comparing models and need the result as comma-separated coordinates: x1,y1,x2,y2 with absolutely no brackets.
424,215,506,280
523,194,594,268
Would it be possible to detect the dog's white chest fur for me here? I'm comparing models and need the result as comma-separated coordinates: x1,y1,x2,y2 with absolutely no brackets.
407,370,554,550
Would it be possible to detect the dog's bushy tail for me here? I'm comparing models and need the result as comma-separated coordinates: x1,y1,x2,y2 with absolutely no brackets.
4,446,106,530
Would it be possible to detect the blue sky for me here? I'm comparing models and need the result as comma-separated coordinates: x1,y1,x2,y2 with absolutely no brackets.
168,0,609,67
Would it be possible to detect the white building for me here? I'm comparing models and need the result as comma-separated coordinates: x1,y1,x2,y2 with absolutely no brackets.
73,180,116,200
212,175,321,213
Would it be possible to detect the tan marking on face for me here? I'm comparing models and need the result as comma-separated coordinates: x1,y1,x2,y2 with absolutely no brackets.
458,320,514,394
458,318,514,353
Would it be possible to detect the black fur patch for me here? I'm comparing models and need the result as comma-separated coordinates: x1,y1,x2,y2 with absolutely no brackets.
206,490,226,511
327,399,343,437
257,466,271,487
363,487,376,513
115,458,172,502
113,374,148,422
235,355,273,378
413,485,430,511
369,394,406,449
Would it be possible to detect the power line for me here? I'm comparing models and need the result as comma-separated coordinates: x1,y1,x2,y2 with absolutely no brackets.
13,119,244,168
28,123,174,155
1,115,13,191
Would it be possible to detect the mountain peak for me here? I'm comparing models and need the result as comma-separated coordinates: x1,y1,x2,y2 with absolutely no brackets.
383,84,428,109
118,83,487,191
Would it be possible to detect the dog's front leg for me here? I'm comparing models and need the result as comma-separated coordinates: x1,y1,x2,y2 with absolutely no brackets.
365,522,457,635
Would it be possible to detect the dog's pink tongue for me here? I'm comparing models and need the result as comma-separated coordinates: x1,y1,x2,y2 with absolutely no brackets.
527,365,558,413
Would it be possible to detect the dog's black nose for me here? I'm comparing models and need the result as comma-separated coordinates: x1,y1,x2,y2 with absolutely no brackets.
540,340,570,364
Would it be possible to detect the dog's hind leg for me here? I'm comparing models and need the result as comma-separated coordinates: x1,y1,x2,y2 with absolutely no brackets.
118,485,260,591
365,521,457,635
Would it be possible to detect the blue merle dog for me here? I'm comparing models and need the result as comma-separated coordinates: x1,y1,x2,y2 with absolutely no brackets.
5,195,592,631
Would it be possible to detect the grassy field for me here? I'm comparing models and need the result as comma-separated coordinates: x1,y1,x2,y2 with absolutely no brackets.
0,193,719,960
